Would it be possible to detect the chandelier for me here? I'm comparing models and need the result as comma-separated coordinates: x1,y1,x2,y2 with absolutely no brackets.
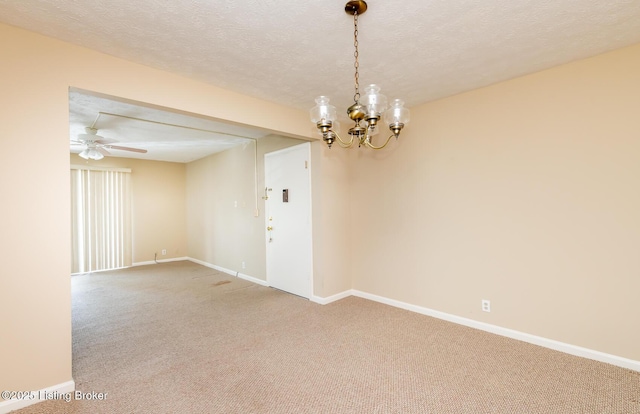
310,0,410,149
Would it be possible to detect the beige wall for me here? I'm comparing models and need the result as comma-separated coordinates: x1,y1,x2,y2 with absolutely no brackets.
0,23,312,393
350,44,640,361
70,154,187,263
311,140,353,297
185,135,352,297
186,136,305,280
71,134,351,296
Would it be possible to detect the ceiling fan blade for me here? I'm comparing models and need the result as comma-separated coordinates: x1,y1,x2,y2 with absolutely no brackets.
106,145,148,154
97,147,111,156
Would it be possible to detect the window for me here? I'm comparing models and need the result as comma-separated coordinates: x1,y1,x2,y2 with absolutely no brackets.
70,166,132,273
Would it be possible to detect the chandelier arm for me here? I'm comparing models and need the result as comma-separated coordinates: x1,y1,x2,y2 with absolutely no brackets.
332,130,356,148
363,133,396,150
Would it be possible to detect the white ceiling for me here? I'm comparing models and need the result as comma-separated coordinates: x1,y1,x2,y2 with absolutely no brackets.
2,0,640,162
68,89,271,163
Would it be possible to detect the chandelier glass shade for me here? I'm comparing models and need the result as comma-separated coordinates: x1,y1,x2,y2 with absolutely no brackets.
310,0,409,149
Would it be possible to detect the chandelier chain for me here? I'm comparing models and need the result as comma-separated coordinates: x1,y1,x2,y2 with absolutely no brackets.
353,11,360,104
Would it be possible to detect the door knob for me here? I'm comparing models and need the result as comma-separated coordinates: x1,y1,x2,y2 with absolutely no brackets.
267,226,273,231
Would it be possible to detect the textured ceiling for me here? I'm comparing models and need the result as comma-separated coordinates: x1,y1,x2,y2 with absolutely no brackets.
2,0,640,161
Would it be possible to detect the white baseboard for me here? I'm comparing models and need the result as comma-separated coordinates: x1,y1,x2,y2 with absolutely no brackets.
130,257,640,372
71,264,132,276
132,256,189,267
187,257,269,287
0,380,75,414
351,289,640,372
311,289,352,305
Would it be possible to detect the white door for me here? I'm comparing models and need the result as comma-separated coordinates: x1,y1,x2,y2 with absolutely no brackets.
265,142,312,298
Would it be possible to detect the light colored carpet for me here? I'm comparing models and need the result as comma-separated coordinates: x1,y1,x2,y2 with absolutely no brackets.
15,261,640,413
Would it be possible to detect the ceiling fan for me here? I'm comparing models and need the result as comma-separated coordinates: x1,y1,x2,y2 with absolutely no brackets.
71,127,148,160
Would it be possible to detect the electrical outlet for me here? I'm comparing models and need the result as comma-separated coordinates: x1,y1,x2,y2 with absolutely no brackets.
162,249,167,256
482,299,491,312
241,261,246,269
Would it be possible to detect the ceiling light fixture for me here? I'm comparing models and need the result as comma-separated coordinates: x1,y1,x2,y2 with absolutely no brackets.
78,147,104,160
310,0,410,149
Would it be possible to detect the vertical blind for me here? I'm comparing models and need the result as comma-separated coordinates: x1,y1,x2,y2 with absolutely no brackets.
71,166,132,273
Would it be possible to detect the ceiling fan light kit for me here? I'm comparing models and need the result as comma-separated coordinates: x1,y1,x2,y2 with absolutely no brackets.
72,125,147,160
79,148,105,160
310,0,410,149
